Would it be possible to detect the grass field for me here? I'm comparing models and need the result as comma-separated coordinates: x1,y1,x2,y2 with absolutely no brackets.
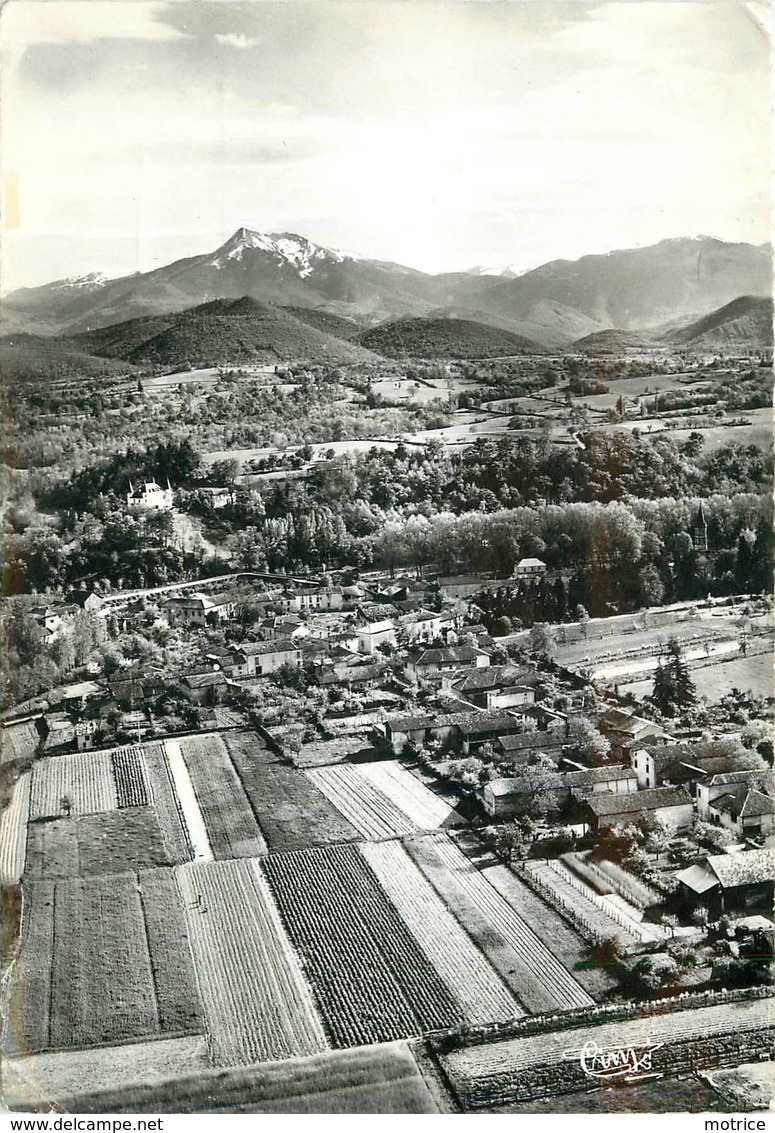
361,840,521,1025
48,873,159,1050
176,858,328,1066
5,869,203,1057
3,1036,209,1113
177,734,267,858
263,843,461,1047
404,835,593,1013
30,751,118,821
0,772,30,885
45,1041,441,1114
620,648,774,703
224,730,359,852
25,807,177,880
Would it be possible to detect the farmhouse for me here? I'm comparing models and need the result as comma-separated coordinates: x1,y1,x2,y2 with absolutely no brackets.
676,848,774,916
631,743,743,791
512,557,547,579
178,670,228,704
582,785,694,832
356,620,397,655
164,592,236,627
229,639,302,677
384,713,437,754
31,604,78,642
696,770,775,839
497,730,568,762
126,479,173,511
449,710,525,754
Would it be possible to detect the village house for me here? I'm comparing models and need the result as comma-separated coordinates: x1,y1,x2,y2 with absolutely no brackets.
163,592,236,627
696,770,775,839
630,743,744,791
482,763,637,819
126,480,174,511
497,730,568,763
356,620,397,655
511,557,547,579
437,574,502,599
41,711,77,752
384,713,437,754
31,604,78,642
599,706,668,762
177,670,228,704
229,639,302,678
276,586,344,614
582,785,694,833
405,644,490,683
676,848,774,917
445,664,540,709
195,486,232,509
397,608,443,645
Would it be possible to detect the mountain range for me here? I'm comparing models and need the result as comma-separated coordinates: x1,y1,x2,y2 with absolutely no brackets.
2,229,771,350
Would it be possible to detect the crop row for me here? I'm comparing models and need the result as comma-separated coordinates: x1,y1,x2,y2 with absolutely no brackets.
579,852,661,908
358,762,454,831
360,840,521,1025
306,766,416,840
427,836,593,1011
30,751,118,821
177,734,267,859
176,859,328,1066
111,747,149,809
521,860,640,947
0,773,30,885
262,843,461,1047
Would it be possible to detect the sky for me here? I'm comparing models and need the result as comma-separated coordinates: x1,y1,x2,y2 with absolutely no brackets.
0,0,771,291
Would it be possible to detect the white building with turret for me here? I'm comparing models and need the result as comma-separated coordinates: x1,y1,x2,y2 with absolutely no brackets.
126,480,174,511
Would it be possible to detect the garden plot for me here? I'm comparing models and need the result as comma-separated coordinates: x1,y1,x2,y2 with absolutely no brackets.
142,742,191,864
361,840,521,1025
225,730,359,852
406,835,593,1013
263,843,460,1048
137,869,203,1035
177,733,266,858
176,858,327,1066
306,765,416,840
111,747,149,808
358,761,457,831
522,860,642,947
0,772,30,884
4,878,56,1056
30,750,118,820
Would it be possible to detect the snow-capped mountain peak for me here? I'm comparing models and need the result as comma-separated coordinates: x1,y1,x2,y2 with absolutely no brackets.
52,272,110,292
210,227,359,276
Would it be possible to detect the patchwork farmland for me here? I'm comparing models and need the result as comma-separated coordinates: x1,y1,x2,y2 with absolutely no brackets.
176,734,267,859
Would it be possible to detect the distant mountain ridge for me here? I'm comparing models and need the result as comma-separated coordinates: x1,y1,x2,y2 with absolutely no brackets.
1,229,770,348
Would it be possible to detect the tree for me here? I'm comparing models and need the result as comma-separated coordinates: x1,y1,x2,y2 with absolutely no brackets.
650,638,696,718
528,622,556,659
568,716,610,765
632,953,679,994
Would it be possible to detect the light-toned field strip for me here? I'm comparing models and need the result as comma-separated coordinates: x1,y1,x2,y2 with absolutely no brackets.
306,765,416,840
29,751,118,820
3,1035,209,1111
430,836,593,1010
358,762,454,830
361,840,522,1025
176,859,328,1066
162,740,213,861
442,997,775,1086
0,772,31,884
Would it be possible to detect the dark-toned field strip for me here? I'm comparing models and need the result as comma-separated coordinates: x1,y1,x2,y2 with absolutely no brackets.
262,843,461,1048
225,730,359,852
111,747,149,809
4,869,202,1057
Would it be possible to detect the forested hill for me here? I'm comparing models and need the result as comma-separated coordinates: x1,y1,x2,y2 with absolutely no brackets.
358,317,544,358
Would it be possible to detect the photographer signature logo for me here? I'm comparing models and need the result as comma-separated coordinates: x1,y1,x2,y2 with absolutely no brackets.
562,1038,664,1082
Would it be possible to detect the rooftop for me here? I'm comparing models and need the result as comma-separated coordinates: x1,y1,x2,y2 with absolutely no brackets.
585,785,692,817
707,848,775,888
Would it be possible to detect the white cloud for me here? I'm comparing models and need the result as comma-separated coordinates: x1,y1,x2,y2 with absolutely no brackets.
0,1,188,51
214,32,260,50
